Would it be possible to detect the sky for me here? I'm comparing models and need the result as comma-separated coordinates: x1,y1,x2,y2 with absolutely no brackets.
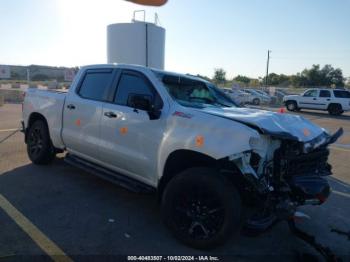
0,0,349,79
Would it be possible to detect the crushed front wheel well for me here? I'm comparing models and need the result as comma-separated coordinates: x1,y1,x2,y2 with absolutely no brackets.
158,150,216,200
158,150,252,203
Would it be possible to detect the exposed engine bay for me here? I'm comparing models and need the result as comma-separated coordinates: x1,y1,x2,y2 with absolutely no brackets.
228,128,343,230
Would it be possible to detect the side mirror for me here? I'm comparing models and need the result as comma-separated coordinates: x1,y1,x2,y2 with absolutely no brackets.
128,94,152,111
128,94,161,120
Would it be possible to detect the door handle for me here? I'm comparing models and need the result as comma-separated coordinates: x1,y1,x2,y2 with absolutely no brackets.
327,99,331,101
313,98,317,100
67,104,76,110
104,112,117,118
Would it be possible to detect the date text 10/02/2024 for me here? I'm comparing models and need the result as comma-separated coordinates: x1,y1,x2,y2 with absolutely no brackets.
127,256,220,261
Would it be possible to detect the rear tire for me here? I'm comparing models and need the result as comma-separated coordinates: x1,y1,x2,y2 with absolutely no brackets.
286,101,297,111
161,167,241,249
252,98,260,105
328,104,343,116
27,120,55,165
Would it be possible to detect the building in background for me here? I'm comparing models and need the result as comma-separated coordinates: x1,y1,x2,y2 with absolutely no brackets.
0,64,78,82
0,65,11,79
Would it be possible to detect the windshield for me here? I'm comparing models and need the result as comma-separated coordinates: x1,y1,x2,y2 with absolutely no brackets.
244,89,255,95
254,90,268,96
154,72,237,108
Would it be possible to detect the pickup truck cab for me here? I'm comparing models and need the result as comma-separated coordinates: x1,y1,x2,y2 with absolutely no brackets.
22,64,342,249
283,88,350,115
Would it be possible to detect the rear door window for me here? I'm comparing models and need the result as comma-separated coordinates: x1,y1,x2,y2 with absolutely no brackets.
334,90,350,98
78,69,114,101
319,90,331,97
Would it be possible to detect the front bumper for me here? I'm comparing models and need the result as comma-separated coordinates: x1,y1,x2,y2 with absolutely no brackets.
275,128,343,205
282,147,332,205
289,175,330,205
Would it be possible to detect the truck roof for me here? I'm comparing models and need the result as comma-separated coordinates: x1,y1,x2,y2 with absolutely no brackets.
80,64,210,84
305,87,348,91
80,63,151,71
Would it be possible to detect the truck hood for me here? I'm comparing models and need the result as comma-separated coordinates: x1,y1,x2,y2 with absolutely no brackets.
200,107,326,142
284,94,299,100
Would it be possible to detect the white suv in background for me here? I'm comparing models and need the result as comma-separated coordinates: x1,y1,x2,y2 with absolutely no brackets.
283,88,350,115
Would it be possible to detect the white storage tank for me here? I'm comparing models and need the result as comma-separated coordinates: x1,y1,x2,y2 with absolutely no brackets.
107,21,165,69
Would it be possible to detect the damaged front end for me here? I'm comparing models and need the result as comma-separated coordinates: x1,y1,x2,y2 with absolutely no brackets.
228,128,343,232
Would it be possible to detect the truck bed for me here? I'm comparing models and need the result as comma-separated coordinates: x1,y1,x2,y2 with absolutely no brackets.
23,88,67,149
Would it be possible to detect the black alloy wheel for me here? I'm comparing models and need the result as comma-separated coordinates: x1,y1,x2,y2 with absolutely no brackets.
27,120,55,164
162,168,241,249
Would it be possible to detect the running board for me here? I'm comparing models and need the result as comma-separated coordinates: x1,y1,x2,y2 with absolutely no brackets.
64,154,156,194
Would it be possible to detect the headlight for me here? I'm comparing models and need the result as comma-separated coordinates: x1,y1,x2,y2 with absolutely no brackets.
303,132,328,153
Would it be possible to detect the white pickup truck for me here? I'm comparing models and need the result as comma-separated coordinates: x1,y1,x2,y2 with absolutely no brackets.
283,88,350,115
22,64,343,249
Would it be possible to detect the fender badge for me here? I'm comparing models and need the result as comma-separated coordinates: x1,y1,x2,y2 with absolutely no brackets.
195,135,204,147
75,119,81,126
173,111,193,119
303,128,311,137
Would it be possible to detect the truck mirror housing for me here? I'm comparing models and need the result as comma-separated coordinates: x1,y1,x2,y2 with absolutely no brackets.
128,94,161,120
128,94,152,111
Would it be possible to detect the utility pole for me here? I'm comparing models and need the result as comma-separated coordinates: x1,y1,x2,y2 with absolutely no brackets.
265,50,271,87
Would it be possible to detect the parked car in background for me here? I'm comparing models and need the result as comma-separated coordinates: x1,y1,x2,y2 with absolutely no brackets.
222,88,249,105
274,89,289,104
243,89,271,105
283,88,350,115
254,89,277,105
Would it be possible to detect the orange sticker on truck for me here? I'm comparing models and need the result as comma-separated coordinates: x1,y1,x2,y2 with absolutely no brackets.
120,127,128,135
195,135,204,147
303,128,310,137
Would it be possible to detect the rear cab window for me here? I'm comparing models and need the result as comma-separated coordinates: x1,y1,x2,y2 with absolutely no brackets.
333,90,350,98
78,69,114,101
319,90,331,97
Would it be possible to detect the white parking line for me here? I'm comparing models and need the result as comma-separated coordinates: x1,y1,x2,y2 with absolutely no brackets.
333,143,350,149
0,128,20,133
330,146,350,152
332,190,350,199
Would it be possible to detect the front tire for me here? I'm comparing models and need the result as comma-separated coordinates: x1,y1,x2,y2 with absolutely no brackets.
27,120,55,165
161,168,241,249
286,101,297,111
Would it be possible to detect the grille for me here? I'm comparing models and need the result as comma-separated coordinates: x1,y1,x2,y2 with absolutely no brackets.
274,145,331,177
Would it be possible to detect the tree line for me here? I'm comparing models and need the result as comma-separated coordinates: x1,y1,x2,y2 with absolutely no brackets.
212,64,348,88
